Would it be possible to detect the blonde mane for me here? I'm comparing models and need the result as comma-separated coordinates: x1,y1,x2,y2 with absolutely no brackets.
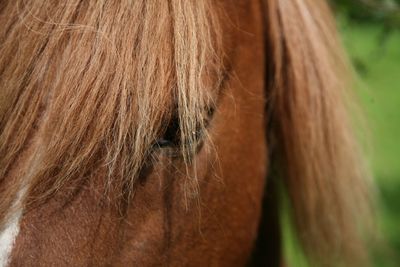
264,0,373,265
0,0,222,221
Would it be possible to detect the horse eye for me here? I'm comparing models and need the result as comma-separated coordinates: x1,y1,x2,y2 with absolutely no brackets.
153,106,215,150
153,116,181,149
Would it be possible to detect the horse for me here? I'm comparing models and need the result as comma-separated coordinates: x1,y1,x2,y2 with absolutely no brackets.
0,0,373,266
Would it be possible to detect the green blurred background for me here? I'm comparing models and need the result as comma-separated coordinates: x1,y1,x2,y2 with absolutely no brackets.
284,1,400,266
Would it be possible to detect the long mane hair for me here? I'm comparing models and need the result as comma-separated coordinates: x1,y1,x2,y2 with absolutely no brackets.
0,1,372,266
264,0,373,265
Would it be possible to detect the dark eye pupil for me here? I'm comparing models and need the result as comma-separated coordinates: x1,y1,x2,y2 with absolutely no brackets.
154,106,214,149
163,116,180,144
154,116,180,148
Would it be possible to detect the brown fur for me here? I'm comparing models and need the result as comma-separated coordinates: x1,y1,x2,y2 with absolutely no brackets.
0,0,373,266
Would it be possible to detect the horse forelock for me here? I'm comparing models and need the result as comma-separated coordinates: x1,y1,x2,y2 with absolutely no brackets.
0,0,223,227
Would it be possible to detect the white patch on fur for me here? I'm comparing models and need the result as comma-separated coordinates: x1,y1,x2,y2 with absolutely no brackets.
0,210,22,267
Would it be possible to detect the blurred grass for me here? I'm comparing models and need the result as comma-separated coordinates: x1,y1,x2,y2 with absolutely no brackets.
283,20,400,267
341,20,400,267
